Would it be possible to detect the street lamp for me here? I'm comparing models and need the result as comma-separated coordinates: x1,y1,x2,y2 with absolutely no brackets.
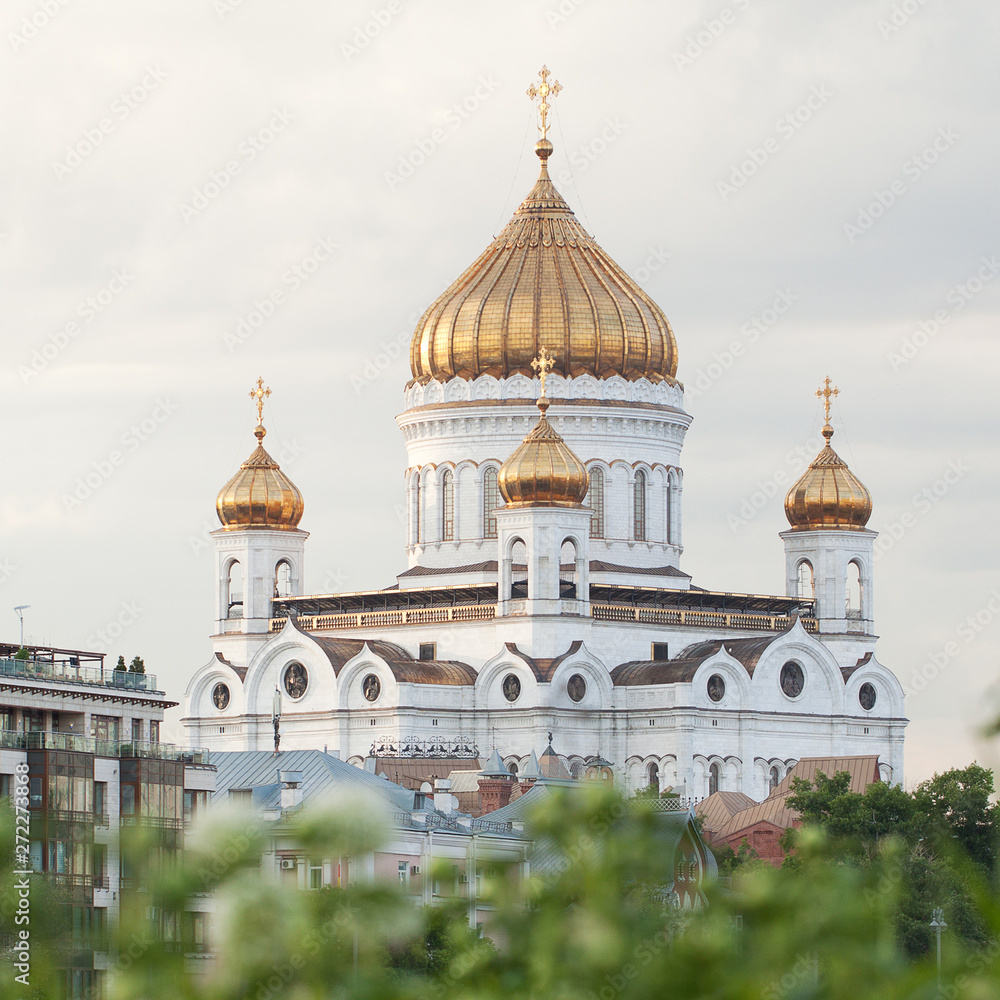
13,606,29,648
930,907,947,986
272,687,282,754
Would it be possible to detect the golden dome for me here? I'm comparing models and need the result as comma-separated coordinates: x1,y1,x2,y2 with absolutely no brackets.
784,424,872,531
216,422,304,531
409,139,678,386
498,396,589,508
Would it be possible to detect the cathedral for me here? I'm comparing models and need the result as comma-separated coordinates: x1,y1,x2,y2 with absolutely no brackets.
182,70,906,799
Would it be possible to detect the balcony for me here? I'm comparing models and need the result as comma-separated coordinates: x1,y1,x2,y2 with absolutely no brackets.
0,730,209,764
0,657,160,693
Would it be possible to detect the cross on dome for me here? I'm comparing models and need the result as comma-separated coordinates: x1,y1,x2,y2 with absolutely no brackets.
531,347,556,400
816,376,839,426
526,66,562,140
250,377,272,424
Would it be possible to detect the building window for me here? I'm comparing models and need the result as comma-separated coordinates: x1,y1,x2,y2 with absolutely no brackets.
412,475,421,545
666,476,674,544
797,560,814,599
94,782,107,822
309,863,323,889
132,719,143,743
633,470,647,541
227,560,243,619
769,766,781,792
651,642,669,660
419,643,436,661
708,763,720,796
398,861,409,885
0,774,11,799
274,560,293,598
647,762,659,791
483,467,500,538
846,560,863,618
228,789,251,805
441,470,454,541
587,467,605,538
149,720,160,743
92,716,119,742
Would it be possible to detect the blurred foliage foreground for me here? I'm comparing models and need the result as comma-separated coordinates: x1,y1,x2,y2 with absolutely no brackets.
2,782,1000,1000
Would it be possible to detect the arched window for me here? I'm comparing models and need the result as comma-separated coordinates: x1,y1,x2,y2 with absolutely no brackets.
441,469,454,541
587,467,605,538
560,538,577,598
411,473,421,545
483,467,500,539
509,539,528,599
227,561,243,619
708,762,720,796
846,560,863,618
647,762,660,792
665,475,674,544
769,766,781,792
797,560,814,599
633,469,647,541
274,560,292,599
507,762,519,776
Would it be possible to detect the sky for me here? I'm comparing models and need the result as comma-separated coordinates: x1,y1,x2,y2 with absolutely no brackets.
2,0,998,787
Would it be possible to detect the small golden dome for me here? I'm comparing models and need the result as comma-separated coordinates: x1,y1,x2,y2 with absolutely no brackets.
498,397,590,508
784,424,872,531
409,139,678,386
216,423,304,531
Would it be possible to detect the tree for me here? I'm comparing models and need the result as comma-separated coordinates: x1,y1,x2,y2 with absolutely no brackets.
714,838,770,877
129,655,145,674
13,648,29,661
116,654,127,671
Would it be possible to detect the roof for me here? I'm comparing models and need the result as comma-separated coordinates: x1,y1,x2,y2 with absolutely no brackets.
611,633,782,686
505,641,582,683
310,637,477,685
479,747,510,777
589,561,691,579
210,749,415,812
719,756,882,840
539,744,571,780
694,790,758,837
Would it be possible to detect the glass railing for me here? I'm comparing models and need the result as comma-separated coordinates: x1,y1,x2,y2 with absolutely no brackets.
0,730,209,764
0,658,159,692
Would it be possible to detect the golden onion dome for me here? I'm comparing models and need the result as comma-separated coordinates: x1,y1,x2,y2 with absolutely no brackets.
216,422,304,531
498,396,589,508
409,138,678,386
784,423,872,531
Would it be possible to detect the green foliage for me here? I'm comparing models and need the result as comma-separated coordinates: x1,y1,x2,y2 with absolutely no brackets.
12,648,29,661
714,837,771,877
116,654,127,671
128,655,145,674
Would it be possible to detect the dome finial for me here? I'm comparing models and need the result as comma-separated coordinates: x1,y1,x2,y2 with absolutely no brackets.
816,375,839,440
250,376,272,432
527,65,561,161
530,346,556,415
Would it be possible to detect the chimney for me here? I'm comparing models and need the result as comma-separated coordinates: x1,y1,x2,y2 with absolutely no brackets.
433,777,456,815
478,747,515,815
279,770,304,810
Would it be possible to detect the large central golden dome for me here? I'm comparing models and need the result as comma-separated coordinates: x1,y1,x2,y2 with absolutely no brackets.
409,140,678,385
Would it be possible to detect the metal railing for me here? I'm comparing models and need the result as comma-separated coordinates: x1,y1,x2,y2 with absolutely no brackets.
591,604,818,633
0,658,159,692
270,604,497,633
0,730,209,764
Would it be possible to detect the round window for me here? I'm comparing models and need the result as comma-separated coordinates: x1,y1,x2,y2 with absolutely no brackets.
859,682,877,711
502,673,521,702
212,682,230,711
780,662,805,698
567,674,587,703
362,674,381,702
707,674,726,703
283,662,308,700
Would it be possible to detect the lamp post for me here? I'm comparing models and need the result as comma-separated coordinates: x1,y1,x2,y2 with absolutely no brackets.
930,907,947,986
272,686,282,754
13,606,29,648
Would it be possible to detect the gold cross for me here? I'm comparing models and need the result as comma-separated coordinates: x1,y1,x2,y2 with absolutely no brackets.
250,377,271,423
532,347,556,398
526,66,562,140
816,376,839,424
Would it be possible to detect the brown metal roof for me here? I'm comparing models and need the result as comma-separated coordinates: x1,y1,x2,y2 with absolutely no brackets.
612,633,783,686
310,637,476,684
505,641,582,683
695,790,758,838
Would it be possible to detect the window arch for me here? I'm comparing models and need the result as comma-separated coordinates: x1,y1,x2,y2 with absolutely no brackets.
411,473,421,545
769,766,781,792
647,762,660,792
441,469,455,541
274,560,292,599
483,467,500,539
587,467,605,538
846,560,863,618
227,561,243,619
797,559,814,599
560,538,578,598
708,762,720,796
507,761,519,776
665,475,674,545
509,538,528,599
633,469,647,541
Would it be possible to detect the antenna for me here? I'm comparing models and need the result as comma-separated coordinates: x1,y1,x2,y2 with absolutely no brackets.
13,606,30,648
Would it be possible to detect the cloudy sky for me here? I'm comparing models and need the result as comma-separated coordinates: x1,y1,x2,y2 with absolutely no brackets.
3,0,998,785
